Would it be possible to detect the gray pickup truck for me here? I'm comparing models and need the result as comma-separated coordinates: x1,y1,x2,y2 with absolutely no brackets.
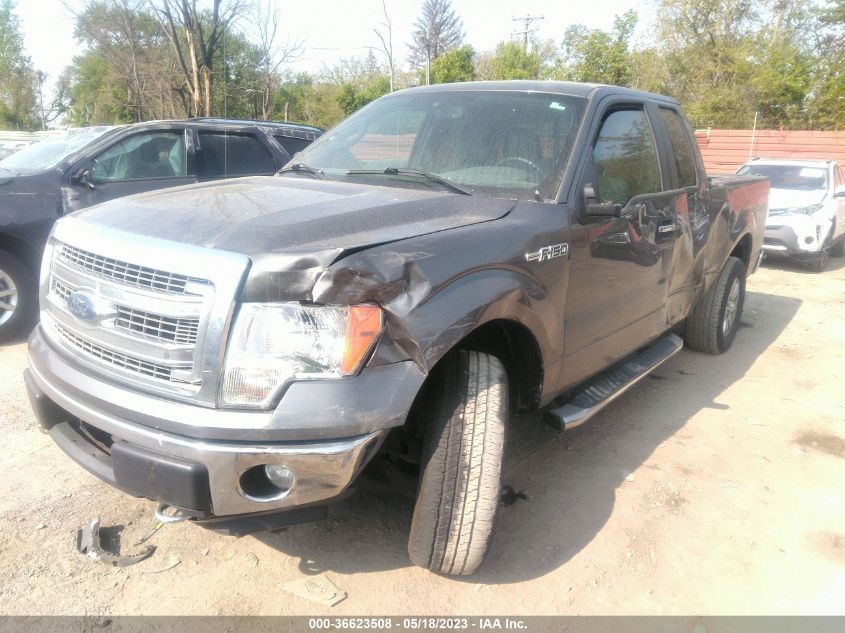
25,81,768,576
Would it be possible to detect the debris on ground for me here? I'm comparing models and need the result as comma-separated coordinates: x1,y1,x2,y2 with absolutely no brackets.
134,520,165,546
76,518,154,567
283,574,347,607
141,555,181,574
501,485,528,506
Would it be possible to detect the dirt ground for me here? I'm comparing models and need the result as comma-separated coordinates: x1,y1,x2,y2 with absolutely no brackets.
0,257,844,616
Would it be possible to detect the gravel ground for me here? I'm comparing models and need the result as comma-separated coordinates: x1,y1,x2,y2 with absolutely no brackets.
0,258,843,615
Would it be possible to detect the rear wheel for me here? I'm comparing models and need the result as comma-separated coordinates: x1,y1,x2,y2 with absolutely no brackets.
0,250,36,343
684,256,746,354
408,350,507,576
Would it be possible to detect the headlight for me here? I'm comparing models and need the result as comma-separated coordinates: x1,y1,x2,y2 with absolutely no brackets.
221,303,383,408
790,203,823,215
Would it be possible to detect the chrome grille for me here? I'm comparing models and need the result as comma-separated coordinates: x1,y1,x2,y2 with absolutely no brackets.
52,278,200,345
115,306,199,344
45,219,250,406
59,243,200,295
54,323,191,383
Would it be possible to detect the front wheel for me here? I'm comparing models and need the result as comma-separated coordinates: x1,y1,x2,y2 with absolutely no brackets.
0,250,37,344
408,350,507,576
684,256,746,354
808,230,833,272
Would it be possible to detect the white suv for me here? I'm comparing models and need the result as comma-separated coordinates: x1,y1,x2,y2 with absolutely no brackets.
737,158,845,271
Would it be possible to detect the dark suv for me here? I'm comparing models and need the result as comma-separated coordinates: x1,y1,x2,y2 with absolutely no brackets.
0,118,322,340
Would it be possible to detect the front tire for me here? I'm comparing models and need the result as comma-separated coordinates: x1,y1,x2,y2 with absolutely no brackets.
808,229,832,272
408,350,507,576
684,256,746,354
0,250,37,344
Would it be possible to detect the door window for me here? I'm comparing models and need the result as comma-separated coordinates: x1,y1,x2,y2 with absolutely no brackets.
197,132,276,178
592,109,662,206
274,134,312,157
659,108,697,187
90,131,186,183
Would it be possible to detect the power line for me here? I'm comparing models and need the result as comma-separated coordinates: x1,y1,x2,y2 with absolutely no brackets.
511,14,545,50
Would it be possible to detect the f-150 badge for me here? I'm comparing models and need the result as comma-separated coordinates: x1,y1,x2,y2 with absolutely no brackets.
525,243,569,263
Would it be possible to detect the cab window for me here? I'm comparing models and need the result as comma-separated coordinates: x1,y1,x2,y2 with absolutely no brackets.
90,131,186,183
659,108,697,187
592,109,662,206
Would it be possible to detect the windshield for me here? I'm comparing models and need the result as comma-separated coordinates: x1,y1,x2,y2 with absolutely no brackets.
737,164,828,191
0,127,117,174
292,90,585,201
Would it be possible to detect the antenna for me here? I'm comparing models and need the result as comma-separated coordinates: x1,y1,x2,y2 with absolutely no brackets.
511,14,545,50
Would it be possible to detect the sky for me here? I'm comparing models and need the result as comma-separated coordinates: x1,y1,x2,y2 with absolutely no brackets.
15,0,652,94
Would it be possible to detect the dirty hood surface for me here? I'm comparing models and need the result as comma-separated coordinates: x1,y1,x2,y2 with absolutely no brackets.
767,187,827,213
75,176,516,257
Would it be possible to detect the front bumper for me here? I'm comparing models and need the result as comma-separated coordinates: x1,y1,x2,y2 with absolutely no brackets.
26,325,423,519
763,215,831,258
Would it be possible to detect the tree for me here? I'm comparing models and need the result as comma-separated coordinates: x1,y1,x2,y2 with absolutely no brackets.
487,40,542,80
71,0,177,123
149,0,246,117
0,0,37,129
373,0,394,91
555,11,637,86
429,44,474,83
409,0,464,69
325,51,390,116
247,0,302,120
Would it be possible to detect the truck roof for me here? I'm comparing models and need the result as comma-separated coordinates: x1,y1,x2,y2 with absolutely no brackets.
397,80,681,105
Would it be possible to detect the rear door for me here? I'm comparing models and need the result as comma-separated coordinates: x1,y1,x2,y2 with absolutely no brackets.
560,101,679,388
66,128,197,210
654,105,705,324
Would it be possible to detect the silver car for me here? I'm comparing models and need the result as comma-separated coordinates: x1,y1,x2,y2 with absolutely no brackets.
737,158,845,271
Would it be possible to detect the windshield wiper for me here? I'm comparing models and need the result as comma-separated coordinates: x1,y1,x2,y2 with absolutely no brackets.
346,167,473,196
277,162,325,180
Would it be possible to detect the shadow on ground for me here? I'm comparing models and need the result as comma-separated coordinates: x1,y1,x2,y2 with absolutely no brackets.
762,254,845,274
255,290,801,584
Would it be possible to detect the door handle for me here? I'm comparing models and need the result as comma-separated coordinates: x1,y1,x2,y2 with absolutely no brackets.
657,220,675,235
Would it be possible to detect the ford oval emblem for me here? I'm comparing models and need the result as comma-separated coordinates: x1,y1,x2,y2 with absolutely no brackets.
67,292,97,322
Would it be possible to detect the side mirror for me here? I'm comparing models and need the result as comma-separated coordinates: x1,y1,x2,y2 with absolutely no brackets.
835,186,845,199
583,183,621,219
72,167,96,191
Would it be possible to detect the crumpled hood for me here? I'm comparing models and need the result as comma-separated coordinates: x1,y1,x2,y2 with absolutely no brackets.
76,176,516,256
768,187,827,214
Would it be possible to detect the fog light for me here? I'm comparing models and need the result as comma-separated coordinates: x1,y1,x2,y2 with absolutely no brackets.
805,236,814,244
238,464,296,501
264,465,295,492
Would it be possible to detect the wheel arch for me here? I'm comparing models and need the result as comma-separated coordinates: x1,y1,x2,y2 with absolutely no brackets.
0,232,41,272
729,232,753,272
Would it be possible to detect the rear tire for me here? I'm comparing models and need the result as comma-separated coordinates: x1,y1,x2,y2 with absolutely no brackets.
408,350,507,576
0,250,36,344
684,256,746,354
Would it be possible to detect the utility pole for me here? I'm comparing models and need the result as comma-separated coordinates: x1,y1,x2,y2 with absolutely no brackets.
511,14,544,50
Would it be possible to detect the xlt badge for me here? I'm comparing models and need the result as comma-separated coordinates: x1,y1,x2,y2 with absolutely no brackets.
525,243,569,263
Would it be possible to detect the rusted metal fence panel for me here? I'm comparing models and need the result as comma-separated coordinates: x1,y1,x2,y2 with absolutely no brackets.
694,129,845,174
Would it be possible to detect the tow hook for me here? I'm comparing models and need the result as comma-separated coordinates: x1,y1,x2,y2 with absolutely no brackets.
154,502,193,524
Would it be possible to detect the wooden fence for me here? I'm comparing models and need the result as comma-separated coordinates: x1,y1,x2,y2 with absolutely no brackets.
694,129,845,175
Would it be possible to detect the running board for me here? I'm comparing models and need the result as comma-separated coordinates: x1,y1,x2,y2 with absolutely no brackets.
545,333,683,431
